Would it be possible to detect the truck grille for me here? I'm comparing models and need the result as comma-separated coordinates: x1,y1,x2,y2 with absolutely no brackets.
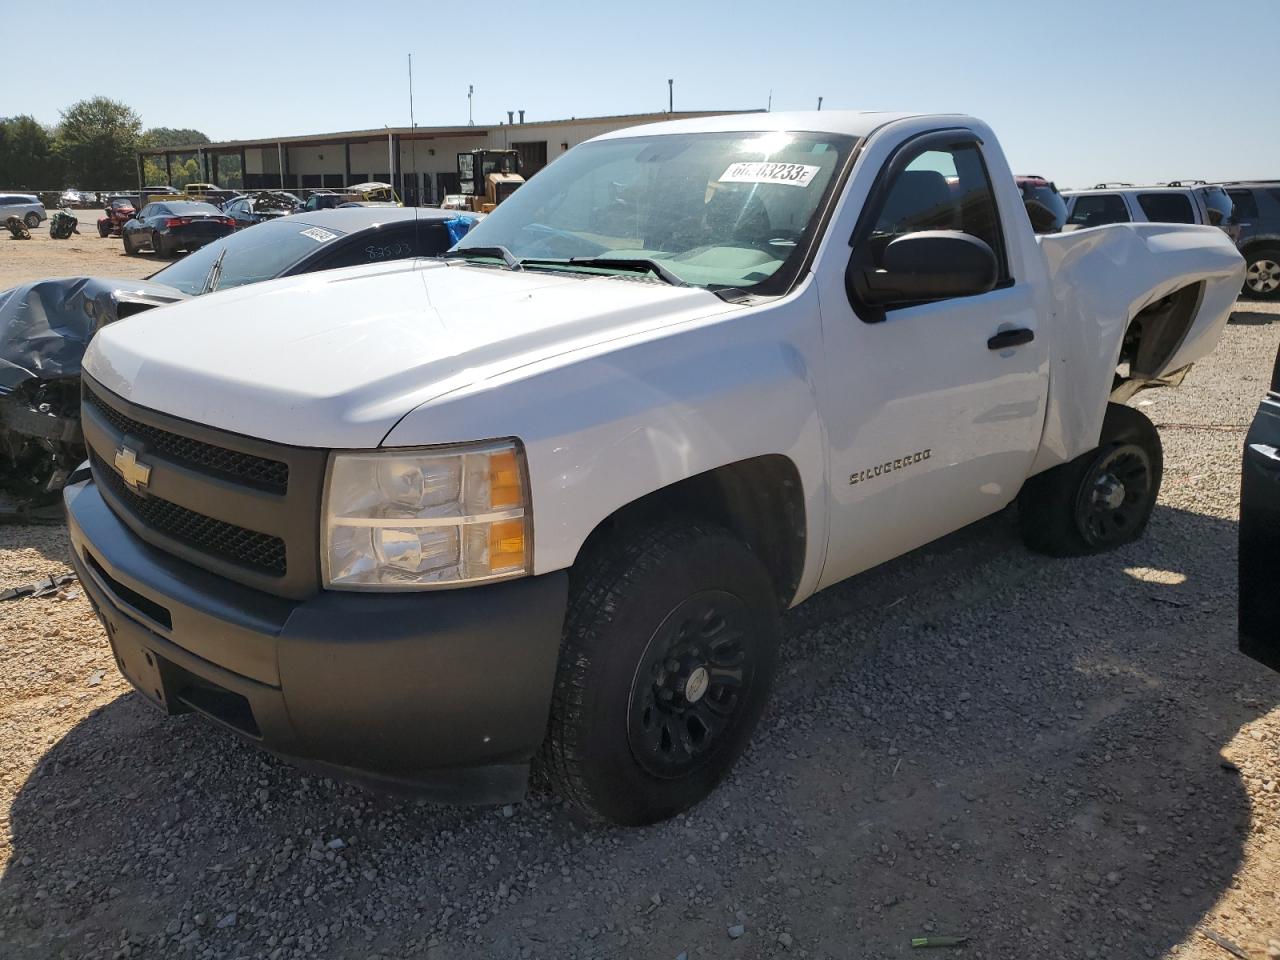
84,385,289,494
82,377,326,598
91,451,287,576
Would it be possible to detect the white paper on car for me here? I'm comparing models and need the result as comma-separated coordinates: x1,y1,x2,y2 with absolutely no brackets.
718,161,820,188
300,227,338,243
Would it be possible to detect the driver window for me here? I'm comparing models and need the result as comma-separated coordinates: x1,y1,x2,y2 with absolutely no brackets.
869,143,1007,280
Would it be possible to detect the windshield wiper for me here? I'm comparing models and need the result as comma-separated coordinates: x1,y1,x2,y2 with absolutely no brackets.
521,256,688,287
201,247,228,294
441,246,523,271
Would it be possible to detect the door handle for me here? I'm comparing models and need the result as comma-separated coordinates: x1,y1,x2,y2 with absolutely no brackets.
987,328,1035,350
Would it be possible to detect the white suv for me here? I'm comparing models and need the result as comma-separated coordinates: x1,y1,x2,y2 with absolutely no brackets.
1063,182,1234,234
0,193,47,228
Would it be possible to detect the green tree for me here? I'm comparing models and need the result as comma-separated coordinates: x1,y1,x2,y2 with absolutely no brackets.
140,127,209,150
0,115,60,188
54,97,142,187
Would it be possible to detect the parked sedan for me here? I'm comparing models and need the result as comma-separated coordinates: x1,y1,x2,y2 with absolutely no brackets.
223,191,301,228
122,201,236,257
146,207,479,294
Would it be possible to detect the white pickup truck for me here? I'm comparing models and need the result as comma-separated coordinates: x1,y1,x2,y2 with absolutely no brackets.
66,111,1244,825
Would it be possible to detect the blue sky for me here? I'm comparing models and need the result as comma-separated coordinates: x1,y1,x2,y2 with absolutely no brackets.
4,0,1272,188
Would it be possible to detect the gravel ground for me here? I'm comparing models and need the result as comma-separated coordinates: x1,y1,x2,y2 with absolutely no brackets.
0,212,161,289
0,237,1277,959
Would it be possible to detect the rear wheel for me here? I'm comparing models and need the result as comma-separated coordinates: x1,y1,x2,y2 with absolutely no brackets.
542,520,779,825
23,212,39,229
1018,403,1163,556
1243,247,1280,301
152,232,167,257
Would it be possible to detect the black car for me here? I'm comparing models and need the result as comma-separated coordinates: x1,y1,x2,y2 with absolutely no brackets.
145,207,477,295
1220,181,1280,301
223,191,301,229
122,200,236,257
1015,175,1068,234
1240,343,1280,673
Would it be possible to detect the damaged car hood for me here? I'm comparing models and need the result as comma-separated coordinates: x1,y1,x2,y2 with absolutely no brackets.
83,258,734,447
0,276,186,392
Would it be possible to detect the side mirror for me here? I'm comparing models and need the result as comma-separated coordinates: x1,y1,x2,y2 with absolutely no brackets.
849,230,998,311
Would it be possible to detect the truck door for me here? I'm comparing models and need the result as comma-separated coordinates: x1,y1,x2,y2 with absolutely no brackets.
816,130,1049,588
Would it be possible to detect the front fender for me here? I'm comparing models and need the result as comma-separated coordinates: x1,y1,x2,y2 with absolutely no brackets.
383,287,828,602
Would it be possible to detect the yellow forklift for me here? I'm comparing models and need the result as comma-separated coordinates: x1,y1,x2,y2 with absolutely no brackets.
456,149,524,212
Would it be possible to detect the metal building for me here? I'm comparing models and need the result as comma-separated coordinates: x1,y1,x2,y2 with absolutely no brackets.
137,110,756,205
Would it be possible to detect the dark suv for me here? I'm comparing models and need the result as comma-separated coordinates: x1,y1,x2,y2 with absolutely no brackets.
1221,181,1280,300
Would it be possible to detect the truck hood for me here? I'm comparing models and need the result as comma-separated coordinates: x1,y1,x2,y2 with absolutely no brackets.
83,259,730,447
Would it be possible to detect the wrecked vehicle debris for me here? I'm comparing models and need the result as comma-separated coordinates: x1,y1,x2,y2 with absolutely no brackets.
0,277,187,500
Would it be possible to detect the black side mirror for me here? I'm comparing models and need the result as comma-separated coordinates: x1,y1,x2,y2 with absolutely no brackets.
849,230,998,313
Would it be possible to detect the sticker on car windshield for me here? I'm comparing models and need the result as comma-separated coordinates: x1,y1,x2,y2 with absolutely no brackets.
300,227,337,243
718,161,820,188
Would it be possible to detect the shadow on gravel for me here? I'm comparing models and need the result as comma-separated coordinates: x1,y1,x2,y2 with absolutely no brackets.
2,504,1276,960
1229,309,1280,325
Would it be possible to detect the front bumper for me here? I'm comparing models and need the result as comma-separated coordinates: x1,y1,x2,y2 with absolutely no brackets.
65,478,568,804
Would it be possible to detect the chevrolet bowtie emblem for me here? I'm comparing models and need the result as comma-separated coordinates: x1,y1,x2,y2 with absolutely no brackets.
114,446,152,490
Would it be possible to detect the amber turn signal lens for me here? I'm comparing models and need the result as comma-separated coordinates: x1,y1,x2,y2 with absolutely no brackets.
488,518,525,572
489,448,523,510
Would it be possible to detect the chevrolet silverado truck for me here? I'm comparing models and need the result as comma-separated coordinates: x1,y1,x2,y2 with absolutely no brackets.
65,112,1245,825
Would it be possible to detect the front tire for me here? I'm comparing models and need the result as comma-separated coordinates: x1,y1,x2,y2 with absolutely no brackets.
1243,247,1280,301
122,232,137,255
97,221,110,238
542,521,779,825
23,212,40,228
1018,402,1163,556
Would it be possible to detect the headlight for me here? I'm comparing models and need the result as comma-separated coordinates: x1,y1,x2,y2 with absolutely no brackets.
322,441,530,590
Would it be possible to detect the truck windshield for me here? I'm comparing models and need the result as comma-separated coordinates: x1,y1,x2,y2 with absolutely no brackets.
454,131,856,294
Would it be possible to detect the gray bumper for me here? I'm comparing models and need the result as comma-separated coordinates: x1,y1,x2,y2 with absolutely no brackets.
65,478,568,804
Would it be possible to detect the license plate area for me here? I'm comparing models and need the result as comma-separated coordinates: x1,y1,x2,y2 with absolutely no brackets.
105,624,186,715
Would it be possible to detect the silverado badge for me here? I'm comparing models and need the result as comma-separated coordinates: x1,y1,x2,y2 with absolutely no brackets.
114,446,152,490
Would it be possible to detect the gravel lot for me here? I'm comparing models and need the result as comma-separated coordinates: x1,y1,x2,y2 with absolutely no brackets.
1,229,1278,960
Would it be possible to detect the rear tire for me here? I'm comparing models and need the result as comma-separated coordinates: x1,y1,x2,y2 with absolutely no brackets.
1018,403,1162,556
1243,247,1280,301
542,520,779,826
23,212,39,228
152,233,167,257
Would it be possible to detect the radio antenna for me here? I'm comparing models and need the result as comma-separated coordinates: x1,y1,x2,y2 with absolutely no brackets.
408,53,421,255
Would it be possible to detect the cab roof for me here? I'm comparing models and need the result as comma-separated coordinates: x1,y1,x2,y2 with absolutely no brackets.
589,110,950,141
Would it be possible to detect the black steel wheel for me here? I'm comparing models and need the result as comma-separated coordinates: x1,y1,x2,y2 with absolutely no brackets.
1073,443,1156,548
543,520,778,825
627,590,754,780
1019,402,1162,556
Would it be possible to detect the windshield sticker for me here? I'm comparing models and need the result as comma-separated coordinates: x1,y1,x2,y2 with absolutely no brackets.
719,161,820,188
300,227,337,243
